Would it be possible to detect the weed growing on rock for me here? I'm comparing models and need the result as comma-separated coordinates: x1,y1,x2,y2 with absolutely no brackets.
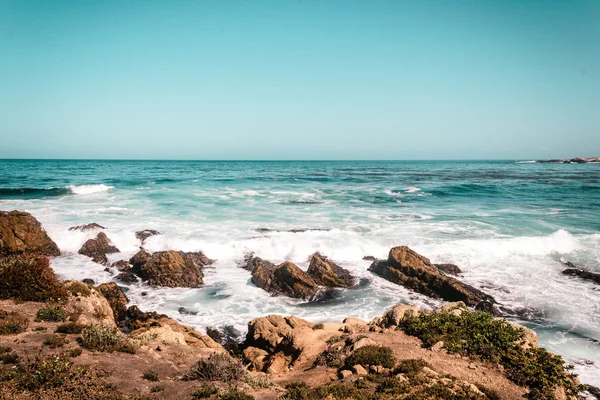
67,281,92,297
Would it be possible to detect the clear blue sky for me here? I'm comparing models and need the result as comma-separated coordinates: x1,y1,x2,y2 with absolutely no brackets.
1,0,599,160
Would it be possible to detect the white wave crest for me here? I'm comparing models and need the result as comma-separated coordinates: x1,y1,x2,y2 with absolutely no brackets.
68,184,114,195
405,186,422,193
515,160,536,164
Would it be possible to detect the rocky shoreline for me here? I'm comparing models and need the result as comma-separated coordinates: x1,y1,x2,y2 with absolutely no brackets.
535,157,600,164
0,210,596,399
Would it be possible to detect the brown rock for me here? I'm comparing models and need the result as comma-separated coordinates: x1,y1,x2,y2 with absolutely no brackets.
0,210,60,256
369,246,494,308
97,282,129,323
129,249,213,288
111,260,130,270
352,364,368,375
339,370,353,379
435,263,462,276
68,223,106,231
116,271,138,283
380,304,419,327
306,253,356,288
63,280,116,326
135,229,160,244
241,253,275,272
78,232,119,265
250,258,319,300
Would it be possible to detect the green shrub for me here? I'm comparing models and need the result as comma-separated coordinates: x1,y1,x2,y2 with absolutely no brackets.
184,353,245,382
1,352,20,364
78,324,135,353
394,359,432,377
343,345,396,369
150,384,164,392
33,326,47,332
43,334,68,348
220,387,255,400
0,346,11,353
36,305,67,322
313,347,344,368
0,310,29,335
67,281,92,297
244,374,275,388
56,322,85,334
326,335,343,345
9,353,73,390
191,383,219,398
0,254,68,302
375,376,409,395
68,348,83,358
398,309,581,399
142,369,159,382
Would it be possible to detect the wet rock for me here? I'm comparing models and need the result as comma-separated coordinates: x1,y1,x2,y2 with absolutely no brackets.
369,246,495,308
251,259,318,300
434,263,462,276
307,253,356,288
78,232,119,265
129,249,213,288
97,282,129,323
362,256,377,261
0,210,61,256
178,307,198,316
68,223,105,231
241,253,275,272
116,271,138,283
82,278,95,285
562,267,600,285
111,260,130,270
135,229,160,244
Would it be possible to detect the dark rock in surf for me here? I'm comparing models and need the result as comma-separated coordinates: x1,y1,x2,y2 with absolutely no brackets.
68,223,106,232
78,232,119,265
178,307,198,316
135,229,161,244
247,256,318,300
241,253,275,272
369,246,495,309
116,271,139,283
123,305,168,331
82,278,95,285
0,210,61,256
435,263,462,276
97,282,129,323
562,267,600,285
129,249,213,288
307,253,355,288
111,259,130,270
362,256,378,261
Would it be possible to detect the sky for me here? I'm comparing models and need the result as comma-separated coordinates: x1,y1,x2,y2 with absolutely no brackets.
1,0,599,160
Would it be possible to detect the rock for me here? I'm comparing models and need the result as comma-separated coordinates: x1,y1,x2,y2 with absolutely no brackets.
78,232,119,265
306,253,356,288
116,271,138,283
97,282,129,323
422,366,439,377
562,267,600,285
380,304,419,327
352,364,368,375
250,258,318,300
178,307,198,316
111,260,130,270
63,280,116,326
431,341,445,352
243,347,270,371
135,229,160,244
353,337,376,350
369,246,495,308
508,321,539,349
537,157,600,164
82,278,95,285
339,370,353,379
129,249,213,287
241,253,275,272
343,317,367,326
395,374,408,383
369,366,390,375
434,263,462,276
68,223,105,231
475,299,498,314
362,256,377,261
0,210,61,256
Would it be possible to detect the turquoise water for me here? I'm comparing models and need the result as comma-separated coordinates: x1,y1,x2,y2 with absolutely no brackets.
1,159,600,385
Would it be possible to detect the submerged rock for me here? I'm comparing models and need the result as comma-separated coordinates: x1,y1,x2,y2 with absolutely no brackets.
307,253,356,288
369,246,495,309
0,210,61,256
68,222,106,231
249,257,319,300
129,249,213,287
135,229,160,244
78,232,120,265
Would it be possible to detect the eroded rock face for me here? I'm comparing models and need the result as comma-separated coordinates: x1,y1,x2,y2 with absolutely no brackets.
129,249,213,287
68,223,106,232
0,210,60,256
369,246,494,309
97,282,129,323
307,253,355,288
78,232,119,265
250,258,318,300
63,280,116,327
135,229,160,244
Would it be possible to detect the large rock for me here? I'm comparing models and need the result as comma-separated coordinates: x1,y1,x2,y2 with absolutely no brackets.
97,282,129,323
250,257,318,300
129,249,213,287
307,253,355,288
63,280,116,327
78,232,119,265
0,210,60,256
241,253,274,272
369,246,494,308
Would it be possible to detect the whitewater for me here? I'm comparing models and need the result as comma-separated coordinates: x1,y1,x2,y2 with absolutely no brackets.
1,159,599,386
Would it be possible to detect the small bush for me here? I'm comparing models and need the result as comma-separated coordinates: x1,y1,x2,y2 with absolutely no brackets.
1,352,20,364
67,281,91,297
36,305,67,322
477,385,501,400
375,376,409,395
326,335,343,345
312,323,324,330
0,346,11,353
220,387,255,400
313,347,344,368
0,310,29,335
343,345,396,369
184,353,245,382
68,348,83,358
55,322,85,334
206,326,223,343
142,369,159,382
394,359,432,377
33,326,47,332
150,384,164,393
9,354,73,390
0,254,68,302
78,324,135,353
191,384,219,398
43,334,68,348
244,374,275,388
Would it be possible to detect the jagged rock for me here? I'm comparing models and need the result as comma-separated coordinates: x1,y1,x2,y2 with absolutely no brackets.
97,282,129,323
251,259,318,300
78,232,119,265
369,246,495,308
241,253,275,272
339,370,353,379
63,280,116,326
435,263,462,276
0,210,60,256
306,253,356,288
135,229,160,244
116,271,138,283
129,249,213,287
68,223,105,231
562,267,600,285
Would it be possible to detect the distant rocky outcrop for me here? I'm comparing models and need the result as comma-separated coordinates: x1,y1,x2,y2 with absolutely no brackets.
0,210,60,256
562,261,600,286
536,157,600,164
129,249,214,287
135,229,160,244
307,253,356,288
78,232,120,265
369,246,495,309
68,222,106,231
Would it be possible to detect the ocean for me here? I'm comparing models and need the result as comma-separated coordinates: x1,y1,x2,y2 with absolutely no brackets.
1,159,599,385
